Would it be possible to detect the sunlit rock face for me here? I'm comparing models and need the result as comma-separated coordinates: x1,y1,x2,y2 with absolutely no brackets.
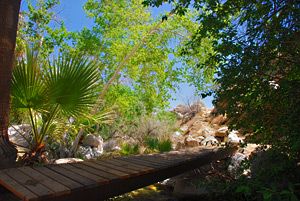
79,134,104,159
8,124,32,147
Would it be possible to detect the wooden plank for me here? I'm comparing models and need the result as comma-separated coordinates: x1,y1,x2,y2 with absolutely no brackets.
0,170,38,201
18,166,70,197
117,156,159,168
137,154,186,165
104,159,155,174
60,164,108,185
131,155,178,166
71,162,119,181
93,160,140,177
81,161,129,179
162,149,209,161
164,151,196,157
117,157,163,169
46,165,98,188
132,156,174,167
111,158,156,171
0,146,237,201
148,153,193,163
156,153,191,162
32,166,83,192
2,168,54,200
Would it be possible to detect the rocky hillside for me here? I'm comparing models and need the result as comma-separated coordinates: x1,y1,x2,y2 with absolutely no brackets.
170,105,244,150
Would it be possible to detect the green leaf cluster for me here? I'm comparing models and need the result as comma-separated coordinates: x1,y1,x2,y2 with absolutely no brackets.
10,45,100,160
71,0,215,110
145,0,300,199
17,0,71,59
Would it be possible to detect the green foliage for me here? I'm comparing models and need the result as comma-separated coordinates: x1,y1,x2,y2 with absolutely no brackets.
10,45,100,162
145,0,300,199
110,110,178,144
146,137,172,152
71,0,215,110
157,139,172,152
118,143,140,156
146,137,159,151
104,84,144,120
17,0,71,59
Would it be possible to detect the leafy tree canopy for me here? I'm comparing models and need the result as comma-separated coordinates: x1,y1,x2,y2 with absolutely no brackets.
144,0,300,199
144,0,300,157
74,0,215,111
16,0,70,59
17,0,216,113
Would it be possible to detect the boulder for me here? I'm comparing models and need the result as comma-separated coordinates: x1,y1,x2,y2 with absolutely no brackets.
78,146,103,159
172,105,191,115
181,112,196,125
103,140,116,151
201,128,215,137
184,136,199,147
215,126,228,137
79,134,104,159
227,131,243,144
175,142,185,150
171,131,183,142
228,153,248,179
172,111,184,119
82,134,103,148
173,131,182,137
180,125,189,132
201,136,218,146
196,136,205,142
8,124,32,147
210,114,226,125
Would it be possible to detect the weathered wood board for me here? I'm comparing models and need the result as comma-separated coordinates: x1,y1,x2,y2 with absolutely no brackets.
0,146,237,201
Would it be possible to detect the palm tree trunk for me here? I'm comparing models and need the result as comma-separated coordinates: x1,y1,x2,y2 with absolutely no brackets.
0,0,21,169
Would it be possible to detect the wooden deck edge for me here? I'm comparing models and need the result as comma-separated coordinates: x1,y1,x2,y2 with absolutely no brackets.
40,146,237,201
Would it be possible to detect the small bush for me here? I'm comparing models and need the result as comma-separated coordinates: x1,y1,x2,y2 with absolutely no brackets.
146,137,159,151
118,143,140,156
158,139,172,152
145,137,172,153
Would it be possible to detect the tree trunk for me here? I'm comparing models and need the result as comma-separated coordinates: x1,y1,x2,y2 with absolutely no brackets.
96,11,175,104
68,127,85,158
0,0,21,169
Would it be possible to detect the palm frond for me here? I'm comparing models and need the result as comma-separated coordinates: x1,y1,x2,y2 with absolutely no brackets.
11,46,47,110
45,53,100,117
79,106,116,126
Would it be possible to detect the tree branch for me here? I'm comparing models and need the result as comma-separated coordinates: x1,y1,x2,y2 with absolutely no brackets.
94,10,175,111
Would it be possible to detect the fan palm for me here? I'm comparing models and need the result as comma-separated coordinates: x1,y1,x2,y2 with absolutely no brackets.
10,46,109,163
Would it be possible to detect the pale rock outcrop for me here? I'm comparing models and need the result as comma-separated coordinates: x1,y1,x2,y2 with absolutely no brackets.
196,136,205,142
227,131,244,144
180,125,189,132
78,146,103,159
171,131,184,149
228,153,248,179
82,134,103,148
201,136,218,146
79,134,104,159
8,124,32,147
184,136,200,147
103,140,117,151
215,126,228,137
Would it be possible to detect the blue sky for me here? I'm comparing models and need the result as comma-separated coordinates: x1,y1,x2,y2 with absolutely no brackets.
21,0,214,108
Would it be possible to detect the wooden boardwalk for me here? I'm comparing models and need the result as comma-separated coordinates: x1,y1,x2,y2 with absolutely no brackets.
0,146,237,201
